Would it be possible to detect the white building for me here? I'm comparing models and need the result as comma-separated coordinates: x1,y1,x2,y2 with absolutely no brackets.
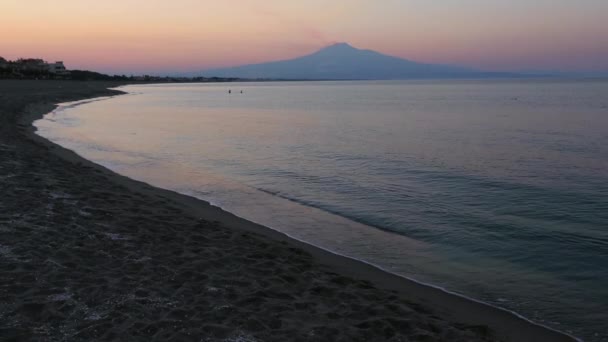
48,61,69,75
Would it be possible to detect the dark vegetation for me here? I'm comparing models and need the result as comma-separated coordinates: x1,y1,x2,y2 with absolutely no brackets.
0,57,239,83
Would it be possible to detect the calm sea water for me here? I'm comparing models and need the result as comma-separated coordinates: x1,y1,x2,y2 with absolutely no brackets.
36,80,608,341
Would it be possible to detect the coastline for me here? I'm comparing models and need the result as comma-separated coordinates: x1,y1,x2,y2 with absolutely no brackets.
1,80,577,341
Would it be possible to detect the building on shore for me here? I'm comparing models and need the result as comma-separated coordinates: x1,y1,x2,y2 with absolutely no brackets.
48,61,69,76
0,58,71,78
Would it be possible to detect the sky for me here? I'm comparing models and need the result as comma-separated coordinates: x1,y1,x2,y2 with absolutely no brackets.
2,0,608,75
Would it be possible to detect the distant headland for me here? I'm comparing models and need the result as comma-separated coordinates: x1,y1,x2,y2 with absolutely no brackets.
0,57,239,83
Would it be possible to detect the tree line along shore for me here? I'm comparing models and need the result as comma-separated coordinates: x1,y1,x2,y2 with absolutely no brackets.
0,57,239,83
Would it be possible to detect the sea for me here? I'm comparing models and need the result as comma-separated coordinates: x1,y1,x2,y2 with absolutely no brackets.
35,79,608,341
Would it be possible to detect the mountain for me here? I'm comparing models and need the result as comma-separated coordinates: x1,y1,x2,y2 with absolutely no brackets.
195,43,509,80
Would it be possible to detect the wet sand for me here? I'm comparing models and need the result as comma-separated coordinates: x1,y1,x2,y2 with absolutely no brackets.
0,80,577,341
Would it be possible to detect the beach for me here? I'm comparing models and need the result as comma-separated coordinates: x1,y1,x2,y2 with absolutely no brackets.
0,80,577,341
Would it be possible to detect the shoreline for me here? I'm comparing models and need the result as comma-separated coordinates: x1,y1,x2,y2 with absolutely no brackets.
3,80,578,341
31,92,582,342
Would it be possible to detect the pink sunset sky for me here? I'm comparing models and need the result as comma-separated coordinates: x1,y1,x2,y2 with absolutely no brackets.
2,0,607,75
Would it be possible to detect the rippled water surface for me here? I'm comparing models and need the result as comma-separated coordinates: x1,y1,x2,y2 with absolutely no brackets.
36,80,608,340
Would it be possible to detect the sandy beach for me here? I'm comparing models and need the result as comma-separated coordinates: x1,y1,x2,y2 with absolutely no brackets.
0,80,577,341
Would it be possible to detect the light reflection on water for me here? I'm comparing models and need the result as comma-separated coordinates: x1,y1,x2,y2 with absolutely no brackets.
36,80,608,340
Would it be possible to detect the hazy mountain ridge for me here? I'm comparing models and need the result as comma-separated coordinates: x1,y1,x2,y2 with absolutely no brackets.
195,43,516,80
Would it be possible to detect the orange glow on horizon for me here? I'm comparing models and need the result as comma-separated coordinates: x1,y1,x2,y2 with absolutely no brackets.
2,0,607,74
